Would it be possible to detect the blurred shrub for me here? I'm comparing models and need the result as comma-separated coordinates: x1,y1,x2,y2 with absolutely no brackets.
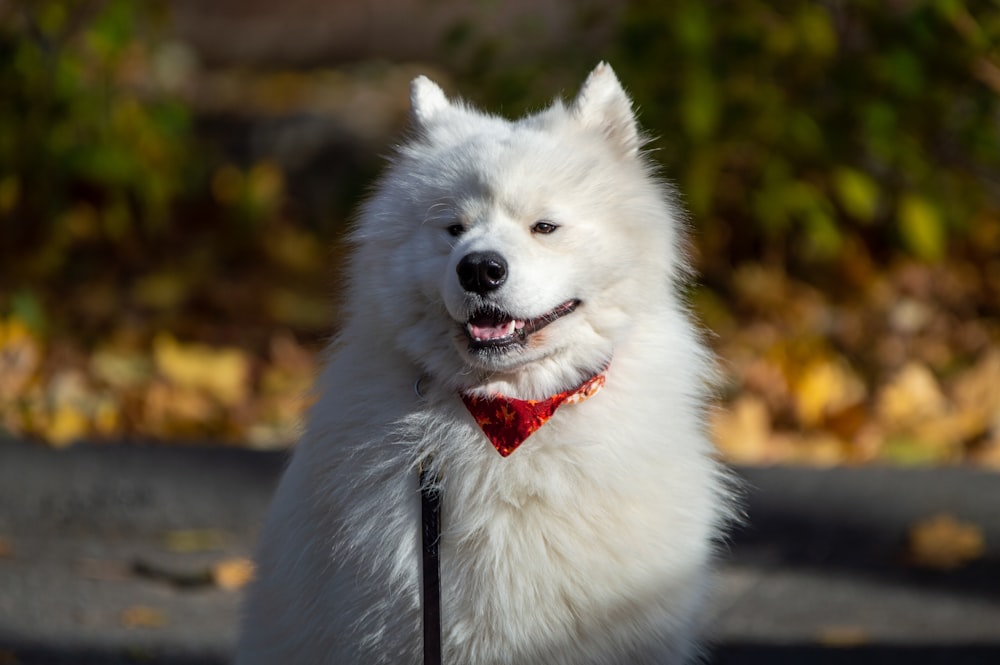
0,0,199,278
609,0,1000,268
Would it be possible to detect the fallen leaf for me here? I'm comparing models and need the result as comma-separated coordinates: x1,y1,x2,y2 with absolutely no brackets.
0,537,12,559
91,395,121,436
131,272,189,310
153,333,249,406
876,363,947,431
0,316,41,400
823,401,870,442
782,431,847,467
265,288,330,329
212,557,255,590
42,403,90,448
120,605,169,629
142,380,216,436
711,395,773,464
816,625,870,647
952,350,1000,417
888,297,933,335
907,514,985,571
163,529,228,553
970,434,1000,470
793,357,866,428
912,410,985,451
90,347,153,389
882,435,954,466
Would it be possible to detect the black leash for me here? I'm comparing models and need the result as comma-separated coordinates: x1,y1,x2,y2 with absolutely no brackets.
419,463,443,665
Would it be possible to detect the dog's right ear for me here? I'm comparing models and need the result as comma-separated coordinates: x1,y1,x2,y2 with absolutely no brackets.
410,76,450,129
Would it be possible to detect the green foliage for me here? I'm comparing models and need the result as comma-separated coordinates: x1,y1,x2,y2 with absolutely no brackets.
0,0,199,277
610,0,1000,266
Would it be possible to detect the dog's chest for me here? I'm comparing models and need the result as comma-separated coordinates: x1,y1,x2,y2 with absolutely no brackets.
432,444,669,639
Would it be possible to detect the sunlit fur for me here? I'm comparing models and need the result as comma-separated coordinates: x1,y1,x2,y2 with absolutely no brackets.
237,63,733,665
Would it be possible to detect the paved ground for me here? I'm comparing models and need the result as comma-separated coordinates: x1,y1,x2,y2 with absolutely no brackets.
1,439,998,664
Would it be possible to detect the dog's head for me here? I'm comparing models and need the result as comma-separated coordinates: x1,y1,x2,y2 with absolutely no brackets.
346,64,686,398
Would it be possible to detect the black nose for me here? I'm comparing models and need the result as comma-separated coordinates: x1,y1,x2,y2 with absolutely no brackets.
457,251,508,294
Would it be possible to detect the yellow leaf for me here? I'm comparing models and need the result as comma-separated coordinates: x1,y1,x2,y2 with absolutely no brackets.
91,348,152,389
876,363,947,431
153,333,249,406
142,380,216,437
131,272,188,310
265,289,331,329
952,350,1000,416
711,396,773,465
43,404,89,448
817,626,869,647
247,161,284,210
163,529,228,553
794,358,866,428
833,167,879,222
264,226,324,273
796,5,837,57
92,396,121,436
907,514,985,570
971,433,1000,470
212,557,255,591
898,194,946,261
120,605,169,629
0,175,20,214
0,316,42,400
784,431,848,467
211,164,244,204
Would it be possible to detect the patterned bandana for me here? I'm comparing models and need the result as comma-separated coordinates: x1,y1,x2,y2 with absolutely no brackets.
460,371,607,457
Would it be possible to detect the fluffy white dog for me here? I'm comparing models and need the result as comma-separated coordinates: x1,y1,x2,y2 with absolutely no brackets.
237,63,732,664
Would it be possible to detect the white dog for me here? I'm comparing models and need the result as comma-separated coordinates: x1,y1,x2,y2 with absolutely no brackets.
237,63,732,665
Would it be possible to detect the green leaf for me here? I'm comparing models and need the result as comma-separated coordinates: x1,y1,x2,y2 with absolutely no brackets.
674,2,712,53
883,48,924,97
681,69,719,141
10,291,46,335
684,150,719,216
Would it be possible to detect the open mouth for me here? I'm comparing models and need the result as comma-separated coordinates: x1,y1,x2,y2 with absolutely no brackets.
464,299,580,351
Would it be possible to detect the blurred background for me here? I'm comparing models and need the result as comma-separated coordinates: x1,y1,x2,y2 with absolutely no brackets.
2,0,999,468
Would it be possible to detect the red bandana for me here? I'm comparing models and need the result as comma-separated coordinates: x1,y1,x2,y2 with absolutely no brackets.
461,371,607,457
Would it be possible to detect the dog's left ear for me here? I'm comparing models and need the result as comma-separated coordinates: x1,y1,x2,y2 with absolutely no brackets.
571,62,641,158
410,76,450,130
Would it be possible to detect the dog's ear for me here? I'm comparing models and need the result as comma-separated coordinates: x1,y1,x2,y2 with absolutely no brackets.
571,63,641,158
410,76,450,129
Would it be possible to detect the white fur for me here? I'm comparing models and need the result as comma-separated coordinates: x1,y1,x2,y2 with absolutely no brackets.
237,63,732,665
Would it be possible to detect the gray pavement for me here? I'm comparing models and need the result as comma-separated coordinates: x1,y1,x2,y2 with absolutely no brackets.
0,439,998,664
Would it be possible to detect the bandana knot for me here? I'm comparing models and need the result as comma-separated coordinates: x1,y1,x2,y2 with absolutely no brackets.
460,371,607,457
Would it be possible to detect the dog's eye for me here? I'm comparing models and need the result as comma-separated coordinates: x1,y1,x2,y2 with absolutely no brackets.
531,221,558,235
446,224,466,237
